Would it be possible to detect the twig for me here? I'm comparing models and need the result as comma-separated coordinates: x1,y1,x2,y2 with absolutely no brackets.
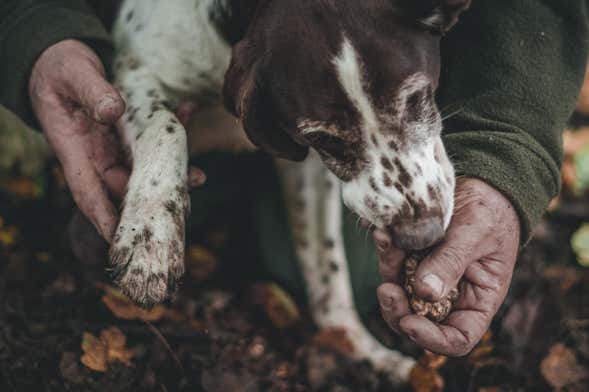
144,320,184,371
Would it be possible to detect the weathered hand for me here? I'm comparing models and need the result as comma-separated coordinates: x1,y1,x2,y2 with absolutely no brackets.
29,40,204,242
375,178,520,356
29,39,129,241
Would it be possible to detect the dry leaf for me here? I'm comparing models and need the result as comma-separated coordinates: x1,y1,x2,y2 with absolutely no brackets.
80,327,134,372
540,343,588,390
410,362,444,392
101,327,134,366
81,332,108,372
0,225,17,247
101,285,166,321
542,265,581,292
419,351,448,370
263,283,301,329
311,328,355,357
251,283,301,329
1,177,42,199
468,330,494,364
187,245,218,281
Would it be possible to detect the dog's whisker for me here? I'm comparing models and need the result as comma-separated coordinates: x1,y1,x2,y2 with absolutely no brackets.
441,107,464,121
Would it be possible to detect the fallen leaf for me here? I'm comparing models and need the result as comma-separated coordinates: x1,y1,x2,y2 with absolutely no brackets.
80,327,134,372
0,225,18,248
468,330,495,364
101,327,134,366
0,177,42,199
80,332,108,372
571,224,589,267
311,328,355,357
101,285,166,321
410,362,444,392
419,351,448,370
540,343,588,390
543,265,581,291
251,283,301,329
187,245,218,281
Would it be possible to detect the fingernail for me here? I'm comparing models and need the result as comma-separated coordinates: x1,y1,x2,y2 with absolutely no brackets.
376,240,390,252
421,274,444,298
95,95,120,122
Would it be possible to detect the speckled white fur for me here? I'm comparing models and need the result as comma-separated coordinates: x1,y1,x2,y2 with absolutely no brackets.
111,0,427,383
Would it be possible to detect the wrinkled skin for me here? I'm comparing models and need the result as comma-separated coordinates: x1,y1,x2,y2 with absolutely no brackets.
374,178,521,356
29,40,205,241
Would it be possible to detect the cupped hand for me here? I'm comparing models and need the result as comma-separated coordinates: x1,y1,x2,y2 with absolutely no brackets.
30,39,205,242
375,178,520,356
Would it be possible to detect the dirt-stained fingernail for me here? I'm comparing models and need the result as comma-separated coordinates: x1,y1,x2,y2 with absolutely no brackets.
95,95,122,122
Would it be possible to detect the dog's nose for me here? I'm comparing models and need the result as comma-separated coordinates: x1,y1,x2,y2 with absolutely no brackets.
388,219,445,250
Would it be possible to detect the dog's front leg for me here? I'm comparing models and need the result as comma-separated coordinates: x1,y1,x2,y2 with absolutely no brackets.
109,54,189,307
277,153,415,385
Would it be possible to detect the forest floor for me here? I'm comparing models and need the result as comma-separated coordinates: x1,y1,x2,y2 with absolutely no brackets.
2,126,589,391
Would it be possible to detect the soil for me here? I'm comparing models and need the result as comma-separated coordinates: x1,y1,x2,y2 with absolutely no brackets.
1,161,589,392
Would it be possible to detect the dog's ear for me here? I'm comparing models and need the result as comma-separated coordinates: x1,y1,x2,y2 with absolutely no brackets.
402,0,471,34
223,56,309,162
241,78,309,161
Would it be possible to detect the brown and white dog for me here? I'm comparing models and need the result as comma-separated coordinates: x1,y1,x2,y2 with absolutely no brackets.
110,0,470,383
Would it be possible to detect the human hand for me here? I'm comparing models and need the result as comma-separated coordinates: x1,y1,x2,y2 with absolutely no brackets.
375,178,520,356
29,40,204,242
29,39,129,241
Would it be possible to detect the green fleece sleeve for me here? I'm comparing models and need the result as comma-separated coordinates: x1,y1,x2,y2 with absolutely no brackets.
438,0,589,242
0,0,116,128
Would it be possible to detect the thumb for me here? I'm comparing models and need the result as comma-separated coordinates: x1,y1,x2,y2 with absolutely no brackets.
413,245,472,302
69,60,126,124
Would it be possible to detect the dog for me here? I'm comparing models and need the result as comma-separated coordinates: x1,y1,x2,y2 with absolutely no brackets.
110,0,470,384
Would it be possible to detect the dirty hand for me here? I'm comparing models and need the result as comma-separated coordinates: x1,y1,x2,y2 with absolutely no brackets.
374,178,520,356
29,39,204,242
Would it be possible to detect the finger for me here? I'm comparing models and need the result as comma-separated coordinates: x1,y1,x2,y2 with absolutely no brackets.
377,283,411,334
90,127,130,199
58,135,119,242
102,166,130,199
68,60,125,124
414,218,491,301
374,229,405,283
188,166,207,189
399,309,490,356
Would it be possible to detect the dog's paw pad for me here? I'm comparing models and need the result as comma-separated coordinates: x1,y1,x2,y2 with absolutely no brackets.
109,199,187,307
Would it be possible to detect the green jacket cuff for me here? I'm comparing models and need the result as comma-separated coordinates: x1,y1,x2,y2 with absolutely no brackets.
444,131,561,244
0,4,114,129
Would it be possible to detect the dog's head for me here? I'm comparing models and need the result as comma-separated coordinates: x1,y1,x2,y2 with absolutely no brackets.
223,0,471,250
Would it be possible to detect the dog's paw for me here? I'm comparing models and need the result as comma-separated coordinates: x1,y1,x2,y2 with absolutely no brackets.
109,186,189,307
